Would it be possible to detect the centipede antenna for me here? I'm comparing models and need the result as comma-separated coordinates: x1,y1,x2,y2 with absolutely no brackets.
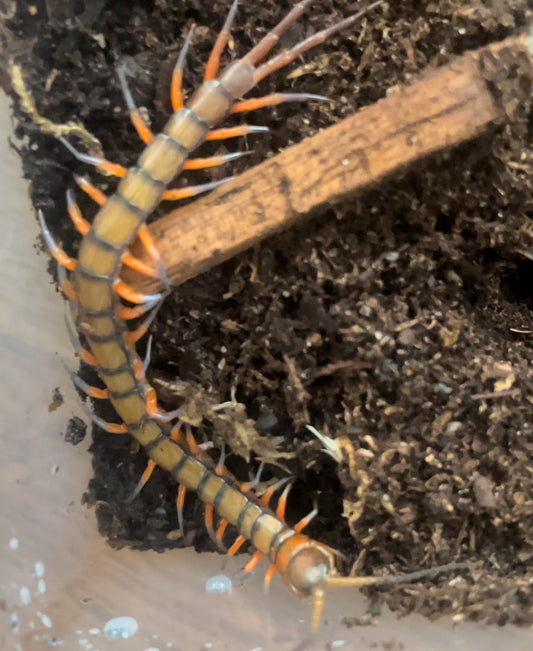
309,560,476,630
243,0,315,66
254,1,384,83
326,561,475,589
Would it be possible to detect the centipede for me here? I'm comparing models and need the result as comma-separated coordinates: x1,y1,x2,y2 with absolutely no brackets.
32,0,468,629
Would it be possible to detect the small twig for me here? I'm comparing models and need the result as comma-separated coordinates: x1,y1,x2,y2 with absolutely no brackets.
471,389,520,400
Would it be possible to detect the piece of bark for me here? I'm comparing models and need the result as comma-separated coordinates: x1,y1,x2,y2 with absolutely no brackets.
123,33,533,292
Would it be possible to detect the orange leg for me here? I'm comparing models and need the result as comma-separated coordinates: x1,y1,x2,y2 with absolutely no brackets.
74,175,107,205
123,308,158,346
66,188,90,235
258,476,291,507
206,124,269,141
293,502,318,534
57,263,78,303
118,299,160,321
239,462,264,493
171,25,194,112
275,481,293,521
263,564,277,592
128,421,184,502
243,550,263,573
182,151,251,170
161,177,231,202
121,252,159,278
37,210,77,271
113,279,162,305
118,68,153,144
185,423,200,457
230,92,326,114
65,315,97,366
89,410,128,434
204,504,225,551
216,519,229,544
126,460,157,503
121,225,167,280
70,371,109,400
204,0,238,81
176,483,187,532
61,137,127,177
227,534,246,557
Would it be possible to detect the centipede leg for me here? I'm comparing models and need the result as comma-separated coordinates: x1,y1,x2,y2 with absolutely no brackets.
84,407,128,434
127,422,184,502
65,312,97,366
275,480,294,521
70,371,109,399
61,137,127,177
176,483,186,533
206,124,269,141
161,177,233,202
37,210,77,271
243,550,263,573
171,25,194,112
113,279,163,305
263,564,276,592
293,501,318,534
66,188,90,235
118,68,153,144
227,534,246,556
230,92,327,114
216,519,229,544
204,504,226,552
183,150,252,171
74,175,107,205
204,0,238,81
57,263,78,303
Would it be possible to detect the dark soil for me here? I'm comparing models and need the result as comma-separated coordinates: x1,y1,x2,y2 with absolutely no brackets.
2,0,533,627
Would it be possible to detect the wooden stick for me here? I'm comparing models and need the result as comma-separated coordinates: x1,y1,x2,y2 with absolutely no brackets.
123,33,533,292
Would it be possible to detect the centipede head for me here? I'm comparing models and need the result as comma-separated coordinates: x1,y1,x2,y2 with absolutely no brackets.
274,534,334,594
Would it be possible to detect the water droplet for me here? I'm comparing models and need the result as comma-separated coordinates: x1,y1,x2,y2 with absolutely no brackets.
104,616,139,639
205,574,232,594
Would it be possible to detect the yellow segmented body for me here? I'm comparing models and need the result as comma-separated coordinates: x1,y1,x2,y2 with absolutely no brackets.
66,1,389,627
